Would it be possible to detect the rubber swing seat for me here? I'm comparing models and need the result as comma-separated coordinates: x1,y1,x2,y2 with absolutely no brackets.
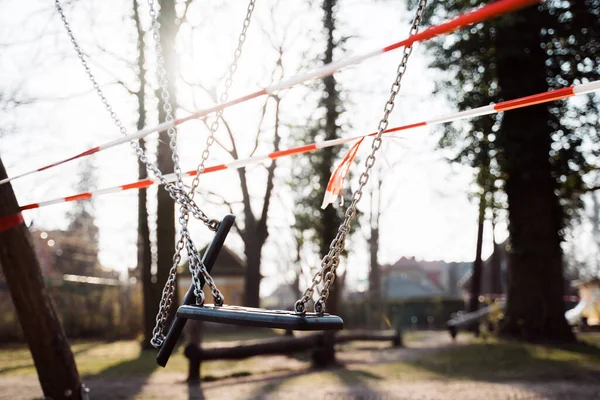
177,304,344,331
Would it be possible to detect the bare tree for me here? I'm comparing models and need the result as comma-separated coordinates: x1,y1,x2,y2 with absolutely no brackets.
199,89,282,307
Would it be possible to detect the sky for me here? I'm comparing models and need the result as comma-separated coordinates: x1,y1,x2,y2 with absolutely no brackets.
0,0,558,296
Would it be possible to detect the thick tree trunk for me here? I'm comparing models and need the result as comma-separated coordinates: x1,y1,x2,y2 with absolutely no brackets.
133,0,155,349
140,163,154,348
0,157,84,399
496,7,574,342
155,0,178,324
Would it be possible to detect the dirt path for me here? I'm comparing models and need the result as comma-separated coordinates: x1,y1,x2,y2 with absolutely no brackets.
3,371,599,400
1,333,599,400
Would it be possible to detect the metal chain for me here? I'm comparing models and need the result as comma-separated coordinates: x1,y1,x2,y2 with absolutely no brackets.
295,0,428,315
54,0,255,347
147,0,255,347
146,0,218,347
173,0,255,304
182,0,255,308
53,0,218,347
54,0,209,219
187,0,255,198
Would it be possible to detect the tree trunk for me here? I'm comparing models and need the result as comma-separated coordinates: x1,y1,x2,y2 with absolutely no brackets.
240,96,280,308
243,233,262,308
468,191,486,315
496,7,574,342
591,191,600,276
490,218,503,295
184,321,203,383
316,0,342,366
155,0,178,324
133,0,154,350
0,156,84,400
368,178,382,327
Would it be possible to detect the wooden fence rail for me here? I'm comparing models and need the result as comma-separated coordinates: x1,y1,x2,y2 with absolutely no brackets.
184,329,402,382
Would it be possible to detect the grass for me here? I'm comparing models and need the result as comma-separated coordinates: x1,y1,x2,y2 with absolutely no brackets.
407,337,600,382
256,332,600,393
0,327,286,378
0,330,599,385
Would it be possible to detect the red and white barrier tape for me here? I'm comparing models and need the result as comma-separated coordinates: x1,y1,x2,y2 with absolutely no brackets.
0,212,24,232
18,80,600,212
0,0,541,188
321,81,600,207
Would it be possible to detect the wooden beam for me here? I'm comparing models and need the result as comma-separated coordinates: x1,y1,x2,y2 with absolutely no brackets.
184,329,401,381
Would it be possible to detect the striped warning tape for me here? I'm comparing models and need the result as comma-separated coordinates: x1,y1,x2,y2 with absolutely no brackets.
0,0,541,188
18,79,600,211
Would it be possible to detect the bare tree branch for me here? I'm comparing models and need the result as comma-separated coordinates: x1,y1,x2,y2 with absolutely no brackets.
249,96,272,157
585,185,600,192
259,97,282,230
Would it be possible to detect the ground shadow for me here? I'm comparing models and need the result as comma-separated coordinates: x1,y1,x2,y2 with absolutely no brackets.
83,348,159,399
404,334,600,399
236,360,385,399
0,342,98,375
328,365,384,399
235,333,600,399
187,381,205,400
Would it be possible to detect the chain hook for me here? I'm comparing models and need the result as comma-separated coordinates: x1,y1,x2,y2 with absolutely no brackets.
206,219,220,232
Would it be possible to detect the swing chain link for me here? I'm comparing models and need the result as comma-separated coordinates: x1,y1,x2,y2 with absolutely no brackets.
187,0,255,200
148,0,255,347
55,0,253,348
295,0,428,315
147,0,221,347
54,0,220,241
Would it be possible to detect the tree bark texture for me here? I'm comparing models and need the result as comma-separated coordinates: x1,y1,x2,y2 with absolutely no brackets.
316,0,343,365
156,0,178,324
0,156,83,400
133,0,155,349
496,7,574,342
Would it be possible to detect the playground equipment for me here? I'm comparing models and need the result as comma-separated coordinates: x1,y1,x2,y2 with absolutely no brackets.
566,279,600,327
447,300,505,339
1,0,596,398
53,0,433,367
3,0,574,376
447,289,600,338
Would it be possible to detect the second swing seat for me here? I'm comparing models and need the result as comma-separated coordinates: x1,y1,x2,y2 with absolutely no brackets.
177,304,344,331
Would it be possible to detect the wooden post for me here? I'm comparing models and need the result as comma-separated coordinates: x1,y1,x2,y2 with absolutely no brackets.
184,321,203,383
0,156,84,400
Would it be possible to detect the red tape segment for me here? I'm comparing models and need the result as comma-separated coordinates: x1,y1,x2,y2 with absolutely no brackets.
0,212,24,232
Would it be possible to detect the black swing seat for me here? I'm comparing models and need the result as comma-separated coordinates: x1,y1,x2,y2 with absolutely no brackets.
177,304,344,331
156,214,343,368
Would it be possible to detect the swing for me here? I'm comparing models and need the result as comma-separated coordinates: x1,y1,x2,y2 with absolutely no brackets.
156,0,426,365
156,214,342,367
56,0,427,369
